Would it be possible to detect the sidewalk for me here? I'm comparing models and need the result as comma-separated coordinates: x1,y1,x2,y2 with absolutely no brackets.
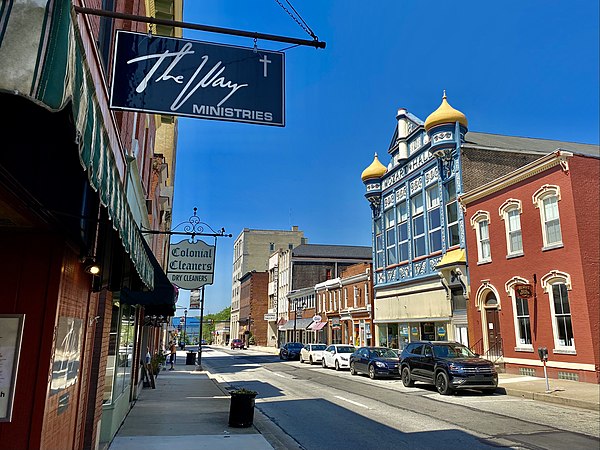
108,349,298,450
244,345,600,412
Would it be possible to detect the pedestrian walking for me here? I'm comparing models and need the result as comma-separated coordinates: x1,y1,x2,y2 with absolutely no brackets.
169,341,177,370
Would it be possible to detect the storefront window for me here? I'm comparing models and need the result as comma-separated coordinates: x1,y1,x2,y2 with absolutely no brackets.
387,323,399,348
103,304,135,405
378,325,388,347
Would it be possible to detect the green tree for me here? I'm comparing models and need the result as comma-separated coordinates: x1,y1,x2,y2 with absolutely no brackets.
201,306,230,343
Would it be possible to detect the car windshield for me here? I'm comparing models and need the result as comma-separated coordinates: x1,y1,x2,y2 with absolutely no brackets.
288,343,304,348
232,339,241,343
433,344,476,358
371,348,398,358
312,345,326,350
337,346,355,353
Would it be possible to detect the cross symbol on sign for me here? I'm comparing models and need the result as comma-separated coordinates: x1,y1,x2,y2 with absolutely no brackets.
259,54,271,77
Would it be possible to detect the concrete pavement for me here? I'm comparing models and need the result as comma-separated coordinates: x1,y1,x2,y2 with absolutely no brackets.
108,345,598,450
108,349,299,450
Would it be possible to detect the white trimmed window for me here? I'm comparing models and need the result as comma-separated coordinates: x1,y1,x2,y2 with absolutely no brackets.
499,199,523,257
397,201,409,262
444,178,460,247
470,211,491,263
533,185,563,249
411,192,426,257
426,184,442,253
385,208,397,265
375,218,384,269
541,271,574,351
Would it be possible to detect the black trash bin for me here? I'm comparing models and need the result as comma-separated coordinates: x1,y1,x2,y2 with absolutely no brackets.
228,391,257,427
186,351,196,365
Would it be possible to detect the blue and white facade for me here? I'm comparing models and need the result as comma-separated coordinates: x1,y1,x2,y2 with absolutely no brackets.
362,100,470,349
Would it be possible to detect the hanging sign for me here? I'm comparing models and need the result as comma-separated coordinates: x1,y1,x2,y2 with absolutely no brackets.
514,283,534,299
189,289,201,309
167,240,216,289
110,30,285,126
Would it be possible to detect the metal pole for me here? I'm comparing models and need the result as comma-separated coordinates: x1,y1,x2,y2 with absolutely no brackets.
198,286,205,365
183,309,187,350
543,360,551,393
293,300,297,342
73,6,326,49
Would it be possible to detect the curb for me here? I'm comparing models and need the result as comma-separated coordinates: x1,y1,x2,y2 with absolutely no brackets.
503,387,599,412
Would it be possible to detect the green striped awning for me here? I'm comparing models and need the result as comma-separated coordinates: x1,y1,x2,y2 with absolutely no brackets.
0,0,153,288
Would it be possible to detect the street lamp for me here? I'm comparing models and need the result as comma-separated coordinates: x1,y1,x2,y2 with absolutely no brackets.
292,298,307,343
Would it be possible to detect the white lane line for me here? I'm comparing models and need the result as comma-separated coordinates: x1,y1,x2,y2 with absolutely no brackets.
273,372,288,379
186,396,230,399
335,395,371,409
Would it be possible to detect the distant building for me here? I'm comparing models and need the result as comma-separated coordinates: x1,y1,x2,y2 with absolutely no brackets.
275,244,372,344
239,271,269,346
230,227,307,343
461,150,600,383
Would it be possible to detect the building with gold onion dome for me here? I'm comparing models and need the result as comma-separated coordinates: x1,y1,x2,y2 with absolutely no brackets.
361,92,598,357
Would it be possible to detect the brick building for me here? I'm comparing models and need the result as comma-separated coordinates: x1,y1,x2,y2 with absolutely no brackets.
239,271,269,347
361,93,596,351
0,1,181,448
461,150,600,383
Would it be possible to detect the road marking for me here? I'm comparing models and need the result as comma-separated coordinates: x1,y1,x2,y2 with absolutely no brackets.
186,396,230,399
335,395,370,409
273,372,288,379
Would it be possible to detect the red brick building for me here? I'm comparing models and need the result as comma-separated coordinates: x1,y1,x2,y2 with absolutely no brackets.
239,271,269,346
461,150,599,383
0,1,179,448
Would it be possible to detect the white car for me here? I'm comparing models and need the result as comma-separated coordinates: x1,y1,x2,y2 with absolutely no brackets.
300,343,327,364
322,344,356,370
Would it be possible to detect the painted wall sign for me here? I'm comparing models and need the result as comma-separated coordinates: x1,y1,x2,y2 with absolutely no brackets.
0,315,24,422
167,240,216,290
264,313,277,321
50,317,83,396
110,31,285,126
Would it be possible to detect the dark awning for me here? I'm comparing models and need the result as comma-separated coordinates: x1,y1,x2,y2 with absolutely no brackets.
120,237,177,310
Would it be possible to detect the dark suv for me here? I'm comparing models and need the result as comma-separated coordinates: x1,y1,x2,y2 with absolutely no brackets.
399,341,498,395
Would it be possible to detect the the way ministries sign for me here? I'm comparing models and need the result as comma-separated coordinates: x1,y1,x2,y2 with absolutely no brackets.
167,240,216,290
110,30,285,126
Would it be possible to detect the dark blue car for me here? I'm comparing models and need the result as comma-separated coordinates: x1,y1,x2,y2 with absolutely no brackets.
350,347,400,379
279,342,303,360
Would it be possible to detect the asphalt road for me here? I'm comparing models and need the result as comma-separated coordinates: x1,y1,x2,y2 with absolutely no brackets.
201,347,600,450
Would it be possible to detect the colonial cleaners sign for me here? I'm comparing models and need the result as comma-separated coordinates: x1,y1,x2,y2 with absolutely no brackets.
167,240,215,290
110,30,285,126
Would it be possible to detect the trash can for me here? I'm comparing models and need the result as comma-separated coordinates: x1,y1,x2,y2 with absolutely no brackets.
186,351,196,365
228,391,257,427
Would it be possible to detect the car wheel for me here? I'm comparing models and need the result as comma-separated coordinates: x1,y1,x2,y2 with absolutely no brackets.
322,358,327,368
481,388,496,395
309,356,314,365
299,354,304,363
435,371,452,395
401,367,415,387
335,360,340,371
368,365,376,380
350,362,356,375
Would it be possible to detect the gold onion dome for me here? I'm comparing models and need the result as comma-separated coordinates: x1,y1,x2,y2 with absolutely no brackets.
424,91,468,131
361,153,387,181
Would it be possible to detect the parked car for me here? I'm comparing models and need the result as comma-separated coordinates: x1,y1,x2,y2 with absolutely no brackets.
230,338,244,349
350,347,400,379
201,339,208,345
399,341,498,395
280,342,304,360
300,343,327,364
322,344,356,370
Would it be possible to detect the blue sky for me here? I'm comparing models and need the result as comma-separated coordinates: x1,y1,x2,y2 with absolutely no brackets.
170,1,599,316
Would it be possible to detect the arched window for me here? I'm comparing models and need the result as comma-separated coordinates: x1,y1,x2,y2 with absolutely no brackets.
470,210,491,263
506,277,532,349
541,270,574,351
499,199,523,257
533,185,563,249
